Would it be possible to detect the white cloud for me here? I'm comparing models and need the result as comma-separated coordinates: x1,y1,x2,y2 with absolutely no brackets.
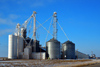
0,29,15,36
0,14,19,25
16,0,56,8
0,18,16,25
31,0,56,7
31,1,44,7
0,14,19,36
8,14,19,20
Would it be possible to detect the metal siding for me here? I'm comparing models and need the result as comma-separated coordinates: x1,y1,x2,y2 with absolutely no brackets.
24,46,32,59
46,41,60,59
32,52,46,59
62,41,75,59
8,35,14,59
8,35,17,59
19,36,23,52
19,52,23,59
14,36,17,59
24,46,32,55
75,51,89,59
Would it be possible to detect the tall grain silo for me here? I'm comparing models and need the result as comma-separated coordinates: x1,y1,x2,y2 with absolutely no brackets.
62,41,75,59
8,35,17,59
18,36,23,53
21,28,26,50
46,38,60,59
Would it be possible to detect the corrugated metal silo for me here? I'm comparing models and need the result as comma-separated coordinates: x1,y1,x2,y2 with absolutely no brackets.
46,38,60,59
14,35,17,59
62,41,75,59
18,36,23,52
8,35,17,59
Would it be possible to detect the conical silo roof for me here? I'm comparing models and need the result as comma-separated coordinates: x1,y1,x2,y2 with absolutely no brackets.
63,40,75,44
48,38,60,42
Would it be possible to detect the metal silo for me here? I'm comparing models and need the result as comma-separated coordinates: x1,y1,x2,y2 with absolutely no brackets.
8,35,17,59
18,36,23,52
46,38,60,59
62,41,75,59
14,35,17,59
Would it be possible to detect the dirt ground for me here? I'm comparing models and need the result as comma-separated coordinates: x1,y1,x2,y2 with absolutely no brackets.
0,59,100,67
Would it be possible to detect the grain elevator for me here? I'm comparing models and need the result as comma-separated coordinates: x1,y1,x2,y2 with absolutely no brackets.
8,11,76,60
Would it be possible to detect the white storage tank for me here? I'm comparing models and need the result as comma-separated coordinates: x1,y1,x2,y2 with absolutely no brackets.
8,35,17,59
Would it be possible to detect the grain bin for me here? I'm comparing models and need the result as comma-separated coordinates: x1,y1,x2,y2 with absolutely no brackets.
46,38,60,59
62,41,75,59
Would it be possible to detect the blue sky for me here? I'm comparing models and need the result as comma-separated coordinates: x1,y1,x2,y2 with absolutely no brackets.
0,0,100,57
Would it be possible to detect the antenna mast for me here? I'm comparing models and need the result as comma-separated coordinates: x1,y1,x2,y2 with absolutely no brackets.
53,12,57,40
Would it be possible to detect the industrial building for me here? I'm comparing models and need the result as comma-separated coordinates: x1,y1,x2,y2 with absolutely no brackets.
75,51,89,59
8,11,84,60
8,11,46,59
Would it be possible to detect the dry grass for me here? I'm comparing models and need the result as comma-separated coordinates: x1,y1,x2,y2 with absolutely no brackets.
72,62,99,67
53,59,91,63
56,60,100,67
0,59,98,67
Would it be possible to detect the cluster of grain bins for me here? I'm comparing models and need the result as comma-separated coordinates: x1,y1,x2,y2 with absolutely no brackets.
8,26,46,59
8,12,76,60
46,38,75,59
8,34,75,60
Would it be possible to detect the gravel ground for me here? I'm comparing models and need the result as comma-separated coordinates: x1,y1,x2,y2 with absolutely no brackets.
0,59,100,67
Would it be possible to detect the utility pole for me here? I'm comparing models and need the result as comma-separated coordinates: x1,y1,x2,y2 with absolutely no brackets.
53,12,57,40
